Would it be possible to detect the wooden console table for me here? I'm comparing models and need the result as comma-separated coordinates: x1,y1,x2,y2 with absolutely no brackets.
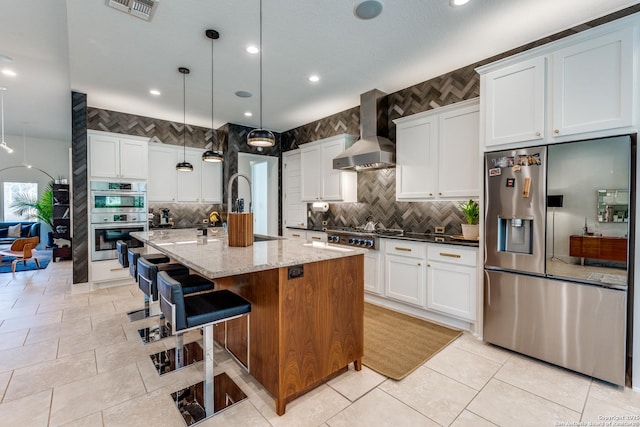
569,235,627,265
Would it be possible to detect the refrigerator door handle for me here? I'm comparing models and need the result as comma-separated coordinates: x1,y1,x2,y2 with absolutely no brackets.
484,269,490,306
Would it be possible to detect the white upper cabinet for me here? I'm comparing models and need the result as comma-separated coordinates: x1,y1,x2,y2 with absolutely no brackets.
176,150,202,202
483,57,546,147
282,149,307,229
89,131,148,180
394,98,479,201
148,144,177,202
438,102,481,198
395,115,438,199
551,28,634,138
300,134,357,202
148,143,222,204
201,159,223,204
479,21,637,150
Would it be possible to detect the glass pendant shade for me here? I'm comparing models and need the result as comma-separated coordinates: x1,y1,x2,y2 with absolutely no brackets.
247,128,275,147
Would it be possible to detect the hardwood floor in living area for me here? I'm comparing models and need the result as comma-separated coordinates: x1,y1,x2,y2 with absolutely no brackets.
0,261,638,426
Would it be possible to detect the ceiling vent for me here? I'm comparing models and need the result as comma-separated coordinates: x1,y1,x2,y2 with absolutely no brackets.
106,0,159,21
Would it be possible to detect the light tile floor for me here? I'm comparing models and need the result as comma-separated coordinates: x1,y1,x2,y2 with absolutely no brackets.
0,261,639,426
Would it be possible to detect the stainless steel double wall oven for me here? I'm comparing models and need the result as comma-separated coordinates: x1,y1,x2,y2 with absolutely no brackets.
90,181,147,261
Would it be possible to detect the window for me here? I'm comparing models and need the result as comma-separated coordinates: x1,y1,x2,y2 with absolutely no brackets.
3,182,38,221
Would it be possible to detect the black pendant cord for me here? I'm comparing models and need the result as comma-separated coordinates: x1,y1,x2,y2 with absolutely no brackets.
183,69,186,162
259,0,263,130
211,34,215,147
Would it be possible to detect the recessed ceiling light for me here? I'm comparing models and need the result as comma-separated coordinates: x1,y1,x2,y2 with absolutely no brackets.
149,89,161,96
244,111,253,117
2,69,16,77
449,0,470,7
354,0,382,20
308,75,320,83
0,54,13,63
246,46,259,54
235,90,253,98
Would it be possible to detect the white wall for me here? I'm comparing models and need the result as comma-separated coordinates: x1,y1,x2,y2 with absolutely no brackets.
0,133,71,235
546,136,630,260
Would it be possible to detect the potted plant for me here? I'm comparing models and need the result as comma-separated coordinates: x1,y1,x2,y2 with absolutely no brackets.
10,182,54,246
458,199,479,240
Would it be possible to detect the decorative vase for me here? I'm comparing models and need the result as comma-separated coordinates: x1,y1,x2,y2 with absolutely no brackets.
461,224,479,240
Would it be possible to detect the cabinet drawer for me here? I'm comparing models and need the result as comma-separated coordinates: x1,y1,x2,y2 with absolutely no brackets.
306,231,327,243
91,259,130,282
427,245,476,267
384,240,426,258
284,228,305,240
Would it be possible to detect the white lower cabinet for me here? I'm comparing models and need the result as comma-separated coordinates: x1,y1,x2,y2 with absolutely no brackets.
283,228,326,243
426,245,477,321
375,238,479,329
364,251,381,295
383,240,427,307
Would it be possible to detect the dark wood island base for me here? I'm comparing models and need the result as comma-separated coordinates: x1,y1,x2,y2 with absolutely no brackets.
213,254,364,415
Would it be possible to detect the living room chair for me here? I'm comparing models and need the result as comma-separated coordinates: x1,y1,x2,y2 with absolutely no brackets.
0,237,41,273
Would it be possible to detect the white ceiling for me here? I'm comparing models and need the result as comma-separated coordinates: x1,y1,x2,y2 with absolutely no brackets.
0,0,638,143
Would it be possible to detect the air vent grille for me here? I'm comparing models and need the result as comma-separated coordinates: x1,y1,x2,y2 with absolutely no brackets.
106,0,159,21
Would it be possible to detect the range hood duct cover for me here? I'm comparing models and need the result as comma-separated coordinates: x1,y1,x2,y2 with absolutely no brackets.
333,89,395,171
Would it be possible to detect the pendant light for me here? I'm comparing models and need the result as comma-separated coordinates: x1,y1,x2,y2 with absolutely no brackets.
0,88,14,154
176,67,193,172
247,0,275,148
202,29,224,163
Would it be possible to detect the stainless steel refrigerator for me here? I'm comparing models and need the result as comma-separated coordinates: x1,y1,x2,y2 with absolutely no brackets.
484,137,632,386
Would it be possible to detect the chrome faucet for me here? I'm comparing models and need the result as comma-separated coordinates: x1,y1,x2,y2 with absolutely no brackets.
227,173,252,214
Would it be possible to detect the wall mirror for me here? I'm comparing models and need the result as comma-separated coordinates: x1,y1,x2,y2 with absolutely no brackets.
597,189,628,223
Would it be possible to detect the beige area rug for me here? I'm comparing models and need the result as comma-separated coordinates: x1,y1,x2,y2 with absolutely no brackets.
363,302,462,380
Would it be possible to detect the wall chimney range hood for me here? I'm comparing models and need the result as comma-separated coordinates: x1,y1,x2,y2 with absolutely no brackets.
333,89,395,171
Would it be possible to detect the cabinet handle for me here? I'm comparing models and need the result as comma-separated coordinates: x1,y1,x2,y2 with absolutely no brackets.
418,263,422,266
554,129,560,134
395,247,412,252
292,234,301,237
427,264,431,267
312,236,322,240
440,252,461,258
438,192,442,196
110,267,124,271
429,193,433,196
535,131,541,137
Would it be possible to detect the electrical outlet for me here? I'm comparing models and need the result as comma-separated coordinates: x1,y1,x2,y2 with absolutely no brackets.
322,221,327,226
435,226,445,234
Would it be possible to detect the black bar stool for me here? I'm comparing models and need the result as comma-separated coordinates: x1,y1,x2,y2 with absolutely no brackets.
136,257,199,344
157,271,251,422
128,248,170,283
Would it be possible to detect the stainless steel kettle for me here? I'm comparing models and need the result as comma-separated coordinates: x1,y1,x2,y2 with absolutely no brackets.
363,215,376,232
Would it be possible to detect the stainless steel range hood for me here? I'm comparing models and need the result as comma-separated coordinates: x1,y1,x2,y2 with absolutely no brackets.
333,89,395,171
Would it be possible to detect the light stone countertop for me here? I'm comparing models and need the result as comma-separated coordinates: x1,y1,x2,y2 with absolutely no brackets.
130,228,367,280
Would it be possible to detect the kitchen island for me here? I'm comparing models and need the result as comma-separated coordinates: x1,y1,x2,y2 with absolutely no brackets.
131,228,365,415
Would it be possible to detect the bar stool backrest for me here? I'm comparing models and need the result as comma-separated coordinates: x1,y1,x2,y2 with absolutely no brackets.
116,240,129,268
157,271,187,333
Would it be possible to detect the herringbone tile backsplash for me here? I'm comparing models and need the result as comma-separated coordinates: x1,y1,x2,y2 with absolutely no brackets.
308,169,467,235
